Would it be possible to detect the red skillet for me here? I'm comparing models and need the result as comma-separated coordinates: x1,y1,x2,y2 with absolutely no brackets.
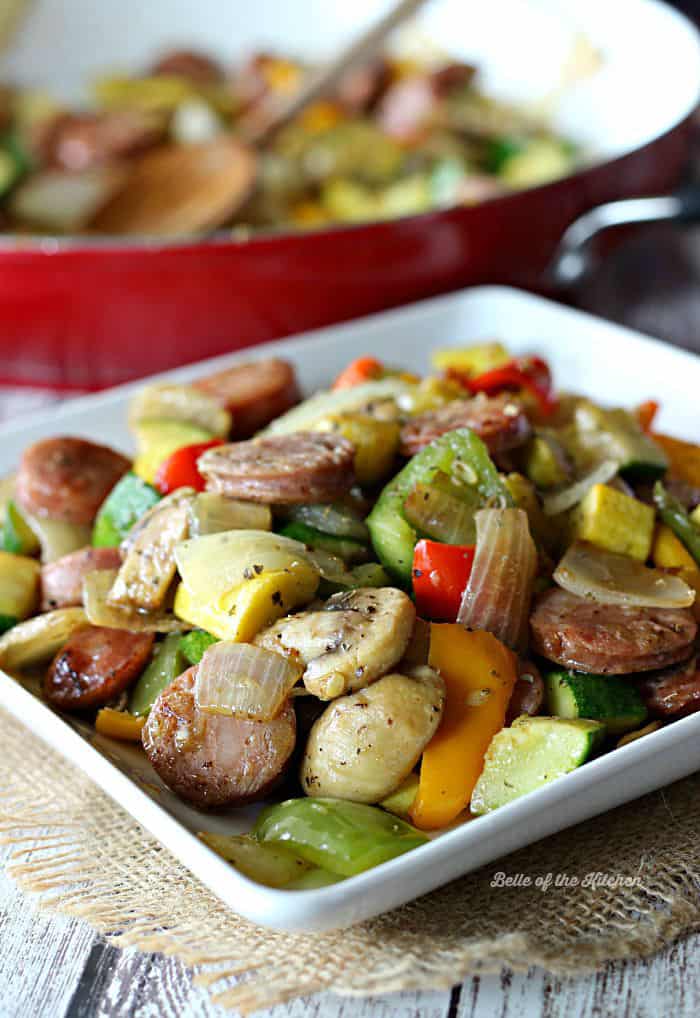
0,0,697,391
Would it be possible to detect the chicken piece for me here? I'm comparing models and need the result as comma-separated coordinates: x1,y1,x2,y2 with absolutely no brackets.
300,666,445,802
254,586,415,699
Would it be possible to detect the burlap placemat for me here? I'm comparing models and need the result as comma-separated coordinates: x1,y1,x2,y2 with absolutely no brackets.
0,705,699,1014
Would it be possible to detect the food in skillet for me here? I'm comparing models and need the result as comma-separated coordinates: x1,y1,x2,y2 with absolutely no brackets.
1,344,698,888
0,43,577,235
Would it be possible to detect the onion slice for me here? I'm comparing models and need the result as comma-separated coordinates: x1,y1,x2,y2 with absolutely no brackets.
195,641,303,720
457,508,537,651
403,482,479,545
84,569,187,632
553,541,696,608
110,488,194,611
542,459,618,516
188,493,272,537
0,608,87,673
283,502,369,542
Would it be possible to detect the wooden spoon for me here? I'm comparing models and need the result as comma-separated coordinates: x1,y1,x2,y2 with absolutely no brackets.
90,136,256,237
90,0,430,237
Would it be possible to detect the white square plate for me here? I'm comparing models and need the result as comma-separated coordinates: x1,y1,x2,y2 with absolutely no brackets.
2,285,700,932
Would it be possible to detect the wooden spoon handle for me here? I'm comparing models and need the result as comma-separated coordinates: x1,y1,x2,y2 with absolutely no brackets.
242,0,431,144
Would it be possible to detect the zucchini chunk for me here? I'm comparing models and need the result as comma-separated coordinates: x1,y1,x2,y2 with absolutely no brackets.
470,716,605,814
545,668,647,734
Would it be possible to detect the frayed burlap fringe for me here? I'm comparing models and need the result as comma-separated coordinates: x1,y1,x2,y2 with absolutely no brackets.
0,706,699,1015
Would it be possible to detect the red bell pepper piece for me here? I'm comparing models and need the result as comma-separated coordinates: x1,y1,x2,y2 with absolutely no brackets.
332,356,384,390
451,355,557,417
636,399,659,434
154,439,224,495
412,539,475,622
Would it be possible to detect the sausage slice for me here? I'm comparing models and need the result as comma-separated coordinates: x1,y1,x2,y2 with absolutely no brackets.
506,659,544,725
639,656,700,718
142,666,296,808
45,625,154,710
530,587,697,675
377,74,438,142
41,546,122,610
400,395,531,458
37,111,164,172
150,50,224,84
193,358,300,438
16,437,130,524
198,432,355,504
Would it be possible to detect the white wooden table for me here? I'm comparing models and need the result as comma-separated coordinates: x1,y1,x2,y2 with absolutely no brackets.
3,217,700,1017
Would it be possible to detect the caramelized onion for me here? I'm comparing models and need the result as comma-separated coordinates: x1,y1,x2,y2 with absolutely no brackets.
553,541,695,608
83,569,187,632
403,482,479,545
542,459,618,516
195,641,302,720
0,608,87,672
457,508,537,651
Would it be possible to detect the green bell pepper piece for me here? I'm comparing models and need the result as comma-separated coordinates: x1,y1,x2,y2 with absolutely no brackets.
92,472,161,547
2,501,40,556
279,521,369,564
253,797,428,877
366,428,511,585
653,481,700,565
485,135,526,172
0,613,17,634
129,633,185,717
284,867,343,890
179,629,218,666
317,561,392,598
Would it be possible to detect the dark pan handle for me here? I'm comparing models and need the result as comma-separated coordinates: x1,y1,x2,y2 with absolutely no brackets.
548,186,700,288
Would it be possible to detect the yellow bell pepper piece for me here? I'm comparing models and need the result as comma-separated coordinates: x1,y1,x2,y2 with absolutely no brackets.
260,57,303,94
298,100,344,134
652,523,700,619
410,625,517,831
431,342,509,376
653,433,700,487
290,201,330,228
616,720,662,749
95,709,145,742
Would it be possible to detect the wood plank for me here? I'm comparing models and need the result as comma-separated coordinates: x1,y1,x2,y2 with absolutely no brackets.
0,841,96,1018
97,948,453,1018
456,933,700,1018
64,943,152,1018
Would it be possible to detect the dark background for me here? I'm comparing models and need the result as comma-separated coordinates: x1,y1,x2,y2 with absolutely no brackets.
569,0,700,353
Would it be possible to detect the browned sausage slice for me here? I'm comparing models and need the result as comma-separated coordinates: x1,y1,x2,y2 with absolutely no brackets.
506,659,544,726
198,433,355,504
16,437,130,525
44,625,154,710
41,546,122,610
430,63,477,96
376,74,437,142
400,394,531,458
142,666,296,808
530,588,697,675
150,50,224,84
193,358,300,438
36,111,164,172
639,656,700,718
336,59,390,113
